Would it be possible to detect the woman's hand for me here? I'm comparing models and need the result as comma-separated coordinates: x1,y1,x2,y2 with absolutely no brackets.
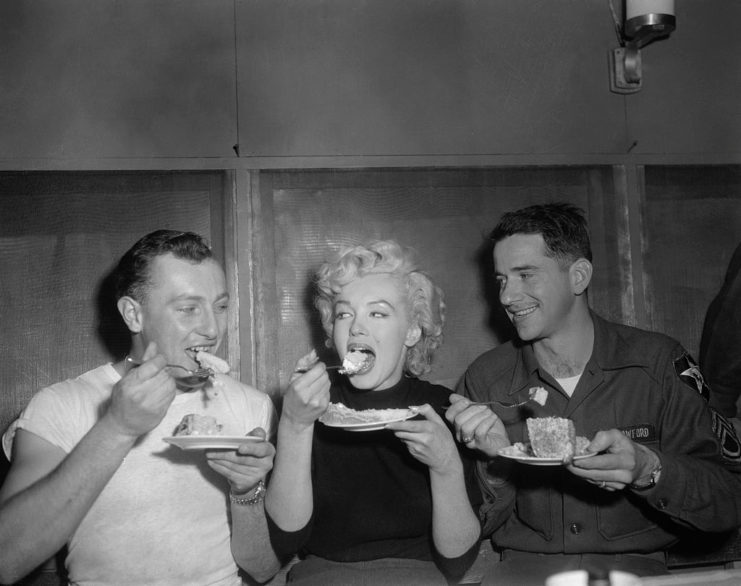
390,403,482,559
281,350,331,429
387,404,461,475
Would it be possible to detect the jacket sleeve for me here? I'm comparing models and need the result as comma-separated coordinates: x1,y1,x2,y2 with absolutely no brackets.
701,243,741,419
703,296,741,419
637,343,741,532
456,367,517,538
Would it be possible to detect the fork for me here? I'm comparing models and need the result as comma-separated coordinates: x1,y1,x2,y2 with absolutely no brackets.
476,387,548,409
125,356,213,389
295,365,346,374
473,398,533,408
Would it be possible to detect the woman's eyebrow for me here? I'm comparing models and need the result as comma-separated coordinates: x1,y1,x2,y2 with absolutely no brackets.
333,298,395,309
368,299,395,310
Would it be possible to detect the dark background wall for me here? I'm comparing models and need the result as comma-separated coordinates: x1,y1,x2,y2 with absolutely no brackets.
0,1,739,164
1,0,740,449
1,2,740,580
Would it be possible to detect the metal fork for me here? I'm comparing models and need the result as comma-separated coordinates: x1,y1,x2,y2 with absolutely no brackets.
474,398,534,408
125,356,213,389
295,365,349,374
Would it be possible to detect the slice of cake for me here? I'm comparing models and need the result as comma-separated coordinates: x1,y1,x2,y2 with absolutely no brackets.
195,350,230,374
319,402,412,425
528,386,549,406
173,414,223,436
339,349,374,375
526,417,576,459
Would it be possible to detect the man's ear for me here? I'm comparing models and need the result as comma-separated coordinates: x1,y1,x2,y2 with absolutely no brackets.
405,323,422,347
570,258,593,295
117,296,143,333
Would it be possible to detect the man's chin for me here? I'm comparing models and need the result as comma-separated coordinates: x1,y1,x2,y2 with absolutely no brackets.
513,325,538,342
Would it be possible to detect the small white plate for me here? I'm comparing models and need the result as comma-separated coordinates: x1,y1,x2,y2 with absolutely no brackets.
163,435,262,450
320,411,417,432
498,444,596,466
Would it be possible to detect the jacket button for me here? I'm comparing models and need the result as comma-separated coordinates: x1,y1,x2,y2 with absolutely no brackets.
569,523,581,534
657,498,668,509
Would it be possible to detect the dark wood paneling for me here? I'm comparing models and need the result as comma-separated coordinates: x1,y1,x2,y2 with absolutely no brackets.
641,166,741,356
256,167,622,394
0,1,237,159
0,172,226,436
628,2,741,156
237,0,626,158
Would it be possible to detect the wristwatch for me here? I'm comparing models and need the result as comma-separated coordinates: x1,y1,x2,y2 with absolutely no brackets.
230,480,266,505
630,463,662,491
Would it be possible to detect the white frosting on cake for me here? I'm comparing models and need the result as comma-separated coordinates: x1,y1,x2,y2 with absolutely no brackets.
319,402,413,425
195,350,230,374
528,386,548,406
173,414,223,436
339,349,373,374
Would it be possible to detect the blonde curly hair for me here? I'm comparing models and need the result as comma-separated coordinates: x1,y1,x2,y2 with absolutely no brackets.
314,240,445,377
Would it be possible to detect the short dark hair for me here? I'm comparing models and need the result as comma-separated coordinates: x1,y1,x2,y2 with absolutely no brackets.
114,230,213,302
490,202,592,264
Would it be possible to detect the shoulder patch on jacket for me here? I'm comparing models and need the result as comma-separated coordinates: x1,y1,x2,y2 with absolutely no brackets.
673,353,710,401
712,410,741,463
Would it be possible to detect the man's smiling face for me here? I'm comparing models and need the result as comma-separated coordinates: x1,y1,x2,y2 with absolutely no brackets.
136,253,229,370
493,233,576,343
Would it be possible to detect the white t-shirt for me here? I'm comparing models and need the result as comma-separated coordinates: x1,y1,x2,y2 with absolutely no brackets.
3,364,276,586
555,373,582,397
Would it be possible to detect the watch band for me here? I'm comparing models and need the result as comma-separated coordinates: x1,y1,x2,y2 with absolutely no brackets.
630,463,662,491
230,480,266,505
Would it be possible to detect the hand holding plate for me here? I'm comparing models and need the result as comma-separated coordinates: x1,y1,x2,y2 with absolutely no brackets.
205,427,275,494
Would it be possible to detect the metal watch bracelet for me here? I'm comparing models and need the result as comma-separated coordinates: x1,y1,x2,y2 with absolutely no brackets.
230,480,266,505
630,463,662,491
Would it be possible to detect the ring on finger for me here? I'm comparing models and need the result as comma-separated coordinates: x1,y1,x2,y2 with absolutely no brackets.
600,480,607,489
462,436,472,443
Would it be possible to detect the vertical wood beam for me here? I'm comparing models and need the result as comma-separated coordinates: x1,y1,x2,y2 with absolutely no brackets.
615,164,649,328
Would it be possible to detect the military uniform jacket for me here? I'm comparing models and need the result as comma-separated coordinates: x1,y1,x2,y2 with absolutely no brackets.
459,312,741,554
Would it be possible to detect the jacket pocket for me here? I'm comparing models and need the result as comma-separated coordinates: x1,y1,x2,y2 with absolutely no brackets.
596,496,659,541
515,486,554,541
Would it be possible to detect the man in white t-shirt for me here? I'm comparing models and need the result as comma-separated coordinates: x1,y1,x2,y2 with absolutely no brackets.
0,230,281,585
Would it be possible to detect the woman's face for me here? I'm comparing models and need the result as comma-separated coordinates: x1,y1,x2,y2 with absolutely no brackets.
331,272,421,391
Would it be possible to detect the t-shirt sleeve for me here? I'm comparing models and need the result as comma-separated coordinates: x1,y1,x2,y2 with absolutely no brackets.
261,395,278,442
2,384,84,459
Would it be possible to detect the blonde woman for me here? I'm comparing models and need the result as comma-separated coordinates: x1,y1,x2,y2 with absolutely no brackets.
266,240,482,585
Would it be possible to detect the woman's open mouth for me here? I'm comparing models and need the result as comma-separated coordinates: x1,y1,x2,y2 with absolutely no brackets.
341,347,375,375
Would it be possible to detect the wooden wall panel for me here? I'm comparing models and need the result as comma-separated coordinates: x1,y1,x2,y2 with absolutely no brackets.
0,1,237,159
0,172,227,436
628,2,741,156
255,167,623,395
641,166,741,357
237,0,626,158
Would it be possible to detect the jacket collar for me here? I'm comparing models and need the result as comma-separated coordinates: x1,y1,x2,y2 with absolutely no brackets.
508,311,646,395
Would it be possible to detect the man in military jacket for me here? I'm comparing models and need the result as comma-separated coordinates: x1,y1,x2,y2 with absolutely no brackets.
446,203,741,585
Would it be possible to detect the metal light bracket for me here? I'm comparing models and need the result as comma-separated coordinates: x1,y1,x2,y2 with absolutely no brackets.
609,12,676,94
610,46,642,94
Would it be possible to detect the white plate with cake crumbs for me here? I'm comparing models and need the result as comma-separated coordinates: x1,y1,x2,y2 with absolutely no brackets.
497,443,596,466
319,403,419,432
163,435,262,450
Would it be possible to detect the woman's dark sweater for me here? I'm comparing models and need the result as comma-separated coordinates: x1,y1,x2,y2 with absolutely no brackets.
267,376,482,582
